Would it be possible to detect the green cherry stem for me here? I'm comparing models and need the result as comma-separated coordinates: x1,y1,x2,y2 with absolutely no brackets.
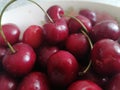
0,0,16,53
28,0,54,23
64,14,93,75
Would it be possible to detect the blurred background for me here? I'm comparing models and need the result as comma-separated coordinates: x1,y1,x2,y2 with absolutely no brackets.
0,0,120,13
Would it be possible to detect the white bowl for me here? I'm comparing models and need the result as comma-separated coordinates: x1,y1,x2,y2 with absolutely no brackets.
1,0,120,38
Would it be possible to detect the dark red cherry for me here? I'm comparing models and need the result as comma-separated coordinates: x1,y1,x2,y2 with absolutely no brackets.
0,23,20,46
38,46,59,69
107,73,120,90
0,47,7,60
79,9,97,25
68,15,92,34
67,80,102,90
22,25,43,48
91,39,120,75
47,50,79,87
46,5,64,22
65,33,90,58
89,20,120,43
43,18,69,44
2,43,36,77
17,72,50,90
0,73,17,90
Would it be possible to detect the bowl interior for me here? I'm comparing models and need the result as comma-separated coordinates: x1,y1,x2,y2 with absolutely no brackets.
2,1,120,34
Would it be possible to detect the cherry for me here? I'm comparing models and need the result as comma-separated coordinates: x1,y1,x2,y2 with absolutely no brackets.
65,33,90,59
43,18,69,44
47,50,79,87
89,20,120,43
17,72,50,90
68,15,92,34
79,9,97,25
38,46,59,69
107,73,120,90
67,80,102,90
0,23,20,46
0,72,17,90
46,5,64,22
2,43,36,77
22,25,43,48
0,47,7,60
91,39,120,75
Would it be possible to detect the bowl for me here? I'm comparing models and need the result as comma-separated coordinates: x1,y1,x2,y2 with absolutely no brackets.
1,0,120,89
1,0,120,38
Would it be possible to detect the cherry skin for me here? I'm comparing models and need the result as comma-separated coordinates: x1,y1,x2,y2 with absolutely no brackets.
79,9,97,25
17,72,50,90
91,39,120,75
0,47,7,60
43,18,69,44
107,73,120,90
2,42,36,77
68,15,92,34
22,25,43,48
0,72,17,90
38,46,59,69
47,50,79,87
0,23,20,46
65,33,90,59
89,20,120,43
67,80,102,90
46,5,64,22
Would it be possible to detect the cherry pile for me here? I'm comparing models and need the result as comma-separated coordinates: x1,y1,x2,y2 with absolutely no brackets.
0,1,120,90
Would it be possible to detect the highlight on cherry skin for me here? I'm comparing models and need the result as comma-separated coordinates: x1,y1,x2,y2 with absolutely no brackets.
1,1,120,90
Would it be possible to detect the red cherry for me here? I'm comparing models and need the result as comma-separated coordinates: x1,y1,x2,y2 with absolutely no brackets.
89,20,120,43
22,25,43,48
43,18,69,44
2,43,36,77
0,23,20,46
0,73,17,90
47,50,79,87
46,5,64,22
107,73,120,90
67,80,102,90
65,33,90,59
17,72,50,90
38,46,59,69
91,39,120,75
79,9,97,25
68,15,92,34
0,47,7,60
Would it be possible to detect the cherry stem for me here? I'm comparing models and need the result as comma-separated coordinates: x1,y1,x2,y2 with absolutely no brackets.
28,0,54,23
0,0,16,53
64,14,88,34
64,14,93,75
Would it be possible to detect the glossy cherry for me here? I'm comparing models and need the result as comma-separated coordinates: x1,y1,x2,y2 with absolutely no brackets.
91,39,120,75
67,80,102,90
22,25,43,48
79,9,97,25
0,23,20,46
43,18,69,44
38,46,59,69
65,33,90,59
2,43,36,77
0,72,17,90
17,72,50,90
47,50,79,87
89,20,120,43
46,5,64,22
0,47,7,60
68,15,92,34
